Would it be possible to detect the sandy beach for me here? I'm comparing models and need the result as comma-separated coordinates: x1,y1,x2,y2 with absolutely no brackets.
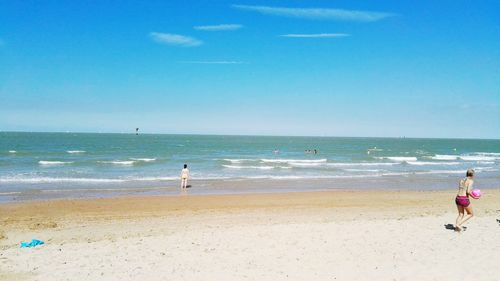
1,189,500,281
3,0,500,280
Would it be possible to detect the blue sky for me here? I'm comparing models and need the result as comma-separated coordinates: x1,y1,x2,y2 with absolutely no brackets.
1,0,499,138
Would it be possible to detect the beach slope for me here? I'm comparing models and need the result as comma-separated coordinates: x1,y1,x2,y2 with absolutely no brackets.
1,190,500,281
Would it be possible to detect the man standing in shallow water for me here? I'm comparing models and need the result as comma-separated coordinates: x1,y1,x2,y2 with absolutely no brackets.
180,164,189,190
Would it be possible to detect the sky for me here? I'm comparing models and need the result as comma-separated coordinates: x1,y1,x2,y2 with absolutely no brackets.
1,0,499,138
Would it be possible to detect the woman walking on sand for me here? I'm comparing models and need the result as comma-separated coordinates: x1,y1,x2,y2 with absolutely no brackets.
180,164,189,190
455,169,476,231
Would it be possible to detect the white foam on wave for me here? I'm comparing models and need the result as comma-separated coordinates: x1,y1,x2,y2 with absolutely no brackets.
39,160,73,166
0,177,125,183
0,175,220,184
126,176,179,181
261,159,327,164
327,162,398,167
416,170,468,175
99,160,136,165
472,152,500,156
130,158,156,162
288,162,325,167
0,191,23,195
379,170,465,176
459,156,496,161
407,161,460,166
474,167,499,172
245,174,374,180
8,150,17,153
367,148,383,152
415,150,428,155
343,168,382,172
223,159,254,163
376,157,418,162
67,150,86,154
430,155,459,160
222,164,274,170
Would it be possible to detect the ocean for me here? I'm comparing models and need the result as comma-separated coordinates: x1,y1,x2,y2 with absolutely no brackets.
1,132,499,201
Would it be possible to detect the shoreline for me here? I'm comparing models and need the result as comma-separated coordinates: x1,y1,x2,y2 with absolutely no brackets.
2,188,500,224
2,174,500,204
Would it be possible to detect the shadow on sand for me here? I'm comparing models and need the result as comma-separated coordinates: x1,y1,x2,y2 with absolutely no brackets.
444,224,455,230
444,224,467,231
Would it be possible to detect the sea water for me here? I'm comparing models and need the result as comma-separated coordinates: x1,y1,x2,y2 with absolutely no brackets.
1,132,499,200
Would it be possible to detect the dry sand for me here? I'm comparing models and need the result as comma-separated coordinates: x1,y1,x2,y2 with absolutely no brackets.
1,189,500,281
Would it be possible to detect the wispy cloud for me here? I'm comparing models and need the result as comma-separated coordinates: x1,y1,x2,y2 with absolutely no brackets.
149,32,203,47
194,24,243,31
280,33,350,38
232,5,394,22
179,61,244,64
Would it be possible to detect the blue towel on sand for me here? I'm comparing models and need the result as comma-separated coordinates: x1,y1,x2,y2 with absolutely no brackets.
20,239,44,248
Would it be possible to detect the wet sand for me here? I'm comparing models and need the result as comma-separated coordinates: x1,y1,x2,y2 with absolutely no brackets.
1,189,500,280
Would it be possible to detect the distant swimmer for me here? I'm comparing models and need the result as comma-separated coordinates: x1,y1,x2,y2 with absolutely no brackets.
367,147,383,154
314,149,318,154
180,164,189,190
136,128,139,135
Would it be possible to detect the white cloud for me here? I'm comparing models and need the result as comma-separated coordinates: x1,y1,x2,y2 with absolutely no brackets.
232,5,394,22
280,33,350,38
179,61,244,64
194,24,243,31
149,32,203,47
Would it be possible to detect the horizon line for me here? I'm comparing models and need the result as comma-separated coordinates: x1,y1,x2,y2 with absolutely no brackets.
1,130,498,141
